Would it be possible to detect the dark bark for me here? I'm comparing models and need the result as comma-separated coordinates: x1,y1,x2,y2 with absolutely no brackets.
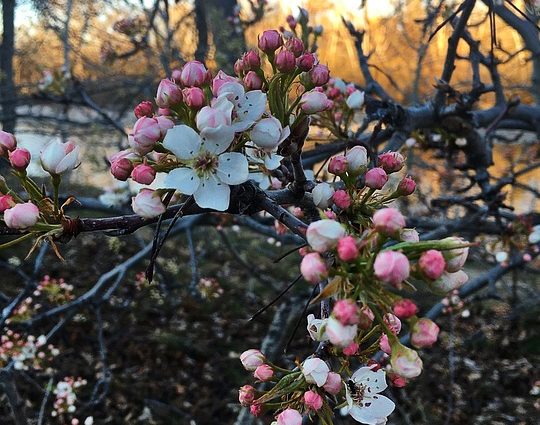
0,0,17,133
194,0,209,63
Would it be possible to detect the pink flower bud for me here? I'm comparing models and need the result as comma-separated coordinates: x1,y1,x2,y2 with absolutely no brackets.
4,202,40,229
419,249,446,280
384,313,402,335
326,317,357,347
300,90,333,114
285,37,304,57
134,101,154,118
240,349,265,371
130,117,162,154
388,372,408,387
443,237,469,272
324,210,337,220
233,59,244,77
277,409,302,425
390,344,423,379
171,68,182,81
211,70,238,96
358,305,374,329
275,49,296,73
182,87,206,109
372,208,406,235
131,163,156,185
296,52,316,71
306,220,346,252
0,195,15,213
343,341,359,356
155,79,183,107
196,105,231,130
333,190,351,209
0,130,16,155
9,148,31,170
258,30,283,54
374,251,410,288
365,167,388,189
378,152,405,173
110,158,133,181
393,299,418,319
327,87,342,100
323,372,342,394
158,107,171,116
254,364,274,381
397,176,416,196
243,71,263,90
400,228,419,242
411,318,440,348
379,334,392,354
250,403,263,417
304,390,323,410
333,299,359,325
300,252,328,283
328,155,347,175
337,236,358,262
131,189,166,218
286,15,297,30
309,64,330,86
156,116,174,137
180,61,209,87
345,146,368,173
40,140,80,175
242,50,261,70
239,385,255,406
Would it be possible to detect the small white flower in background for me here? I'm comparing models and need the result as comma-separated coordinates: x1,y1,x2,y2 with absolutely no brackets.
312,182,335,209
307,314,328,341
455,137,467,147
405,137,416,148
333,78,347,93
344,367,395,424
84,417,94,425
432,133,442,142
529,225,540,244
495,251,508,263
162,124,248,211
346,90,365,109
302,357,330,387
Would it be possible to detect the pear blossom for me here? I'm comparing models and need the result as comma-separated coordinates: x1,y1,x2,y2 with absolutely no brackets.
131,189,166,218
240,349,265,371
250,117,290,150
323,372,342,395
306,314,328,341
443,237,469,272
411,318,440,348
304,390,323,410
306,219,346,252
326,316,357,347
245,144,283,171
3,202,40,229
302,358,330,387
162,124,248,211
40,140,80,175
345,146,368,173
277,409,302,425
312,182,335,209
344,367,395,424
346,90,365,109
436,270,468,292
390,345,423,378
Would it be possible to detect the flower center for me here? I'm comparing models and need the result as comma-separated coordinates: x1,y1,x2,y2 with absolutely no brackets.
193,152,218,177
347,380,366,404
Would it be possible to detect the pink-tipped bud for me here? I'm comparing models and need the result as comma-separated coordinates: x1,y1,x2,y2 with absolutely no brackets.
182,87,206,109
300,90,333,114
131,163,156,185
411,318,440,348
240,349,265,371
393,299,418,319
328,155,347,175
239,385,256,406
158,107,171,116
300,252,328,283
155,79,183,107
323,372,342,395
275,49,296,73
171,68,182,81
304,390,323,411
396,176,416,196
254,364,274,381
343,341,359,356
309,64,330,86
110,158,133,181
337,236,358,262
243,71,263,90
233,59,244,77
372,208,406,235
285,37,304,57
390,344,423,379
378,151,405,173
384,313,402,335
296,52,316,72
365,167,388,189
333,299,359,325
0,130,16,155
180,61,209,87
379,334,392,354
388,372,408,387
286,15,297,30
242,50,261,71
0,194,15,213
131,189,165,218
345,146,368,173
332,190,351,209
258,29,283,54
9,148,31,170
130,117,162,154
277,409,302,425
358,305,374,330
250,403,263,417
418,249,446,280
3,202,40,229
134,101,154,118
374,251,410,288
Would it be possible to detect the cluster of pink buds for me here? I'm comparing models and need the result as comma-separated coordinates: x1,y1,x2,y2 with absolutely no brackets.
51,376,87,418
1,331,59,371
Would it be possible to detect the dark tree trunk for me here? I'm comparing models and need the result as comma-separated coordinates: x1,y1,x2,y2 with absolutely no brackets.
0,0,17,133
194,0,209,63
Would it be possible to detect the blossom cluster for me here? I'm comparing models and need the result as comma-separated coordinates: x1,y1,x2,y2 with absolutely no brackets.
51,376,87,419
0,331,59,371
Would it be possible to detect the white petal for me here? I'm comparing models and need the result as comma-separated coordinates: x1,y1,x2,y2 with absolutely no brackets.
233,91,267,131
351,368,388,394
244,146,264,165
279,125,291,144
264,153,283,170
216,152,249,185
163,168,200,195
216,81,245,100
194,175,230,211
163,125,201,160
56,146,81,173
349,395,395,424
199,126,235,155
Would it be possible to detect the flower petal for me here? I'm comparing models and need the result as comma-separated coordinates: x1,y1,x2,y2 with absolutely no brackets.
264,153,283,170
163,167,200,195
200,126,235,155
194,175,230,211
216,152,249,185
232,91,267,132
163,125,201,160
348,395,395,424
351,367,388,394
